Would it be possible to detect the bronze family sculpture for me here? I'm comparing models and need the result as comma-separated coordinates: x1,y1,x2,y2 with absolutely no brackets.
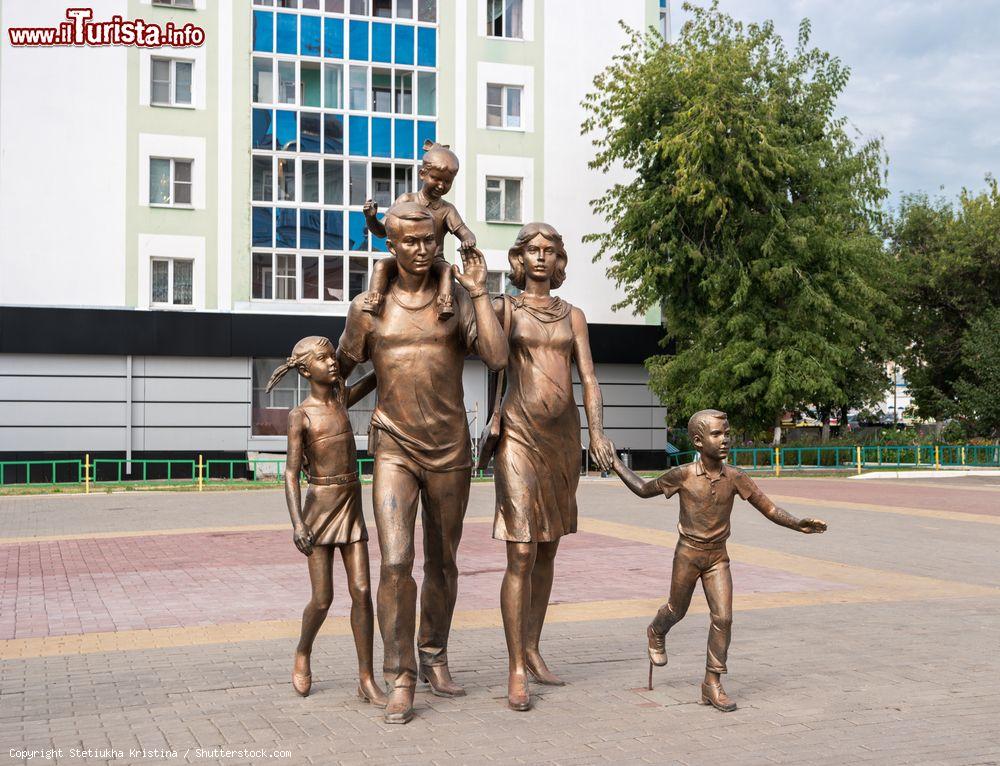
276,141,827,721
269,336,386,707
612,409,828,711
490,223,615,711
337,200,507,724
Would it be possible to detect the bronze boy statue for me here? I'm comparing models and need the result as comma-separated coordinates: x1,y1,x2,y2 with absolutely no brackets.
362,140,476,321
268,337,386,708
612,409,827,712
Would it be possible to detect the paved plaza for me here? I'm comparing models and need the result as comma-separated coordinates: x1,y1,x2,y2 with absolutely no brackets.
2,474,1000,765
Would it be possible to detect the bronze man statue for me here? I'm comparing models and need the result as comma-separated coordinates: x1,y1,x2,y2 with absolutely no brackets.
492,223,615,711
612,409,827,712
337,202,507,724
268,337,386,707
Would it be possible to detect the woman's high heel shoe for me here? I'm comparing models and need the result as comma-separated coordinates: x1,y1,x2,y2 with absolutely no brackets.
292,671,312,697
507,672,532,712
357,682,388,708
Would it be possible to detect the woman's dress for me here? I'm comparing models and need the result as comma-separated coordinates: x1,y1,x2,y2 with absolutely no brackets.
493,295,581,543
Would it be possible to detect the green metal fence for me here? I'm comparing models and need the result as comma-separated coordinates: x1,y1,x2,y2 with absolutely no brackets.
1,445,998,490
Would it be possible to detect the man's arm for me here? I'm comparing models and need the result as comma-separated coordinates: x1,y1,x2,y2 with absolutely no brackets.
344,370,376,408
611,455,662,499
747,489,827,533
336,298,371,380
452,247,507,370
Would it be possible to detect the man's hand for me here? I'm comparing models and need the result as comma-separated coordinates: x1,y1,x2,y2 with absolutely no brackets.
452,246,488,295
362,199,378,220
798,517,827,534
589,433,615,471
293,523,315,556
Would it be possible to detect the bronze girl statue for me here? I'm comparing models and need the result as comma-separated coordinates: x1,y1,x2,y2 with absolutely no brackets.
492,223,616,711
267,336,386,707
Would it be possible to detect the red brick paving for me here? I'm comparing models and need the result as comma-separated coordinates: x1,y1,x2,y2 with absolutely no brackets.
0,524,846,640
754,477,1000,515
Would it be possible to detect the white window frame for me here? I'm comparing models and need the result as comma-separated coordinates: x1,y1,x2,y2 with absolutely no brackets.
150,56,194,107
152,0,195,8
149,157,194,208
485,0,524,40
150,257,195,308
486,83,522,130
485,176,522,224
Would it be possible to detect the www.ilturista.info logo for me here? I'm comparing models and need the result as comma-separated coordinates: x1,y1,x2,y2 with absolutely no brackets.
8,8,205,48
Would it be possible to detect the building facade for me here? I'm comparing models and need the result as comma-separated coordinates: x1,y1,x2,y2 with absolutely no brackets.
0,0,668,468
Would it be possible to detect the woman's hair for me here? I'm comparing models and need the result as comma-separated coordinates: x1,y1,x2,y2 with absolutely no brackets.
265,336,342,401
507,222,568,290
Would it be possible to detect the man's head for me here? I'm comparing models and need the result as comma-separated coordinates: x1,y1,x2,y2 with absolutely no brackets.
384,201,436,275
418,141,459,200
688,409,730,461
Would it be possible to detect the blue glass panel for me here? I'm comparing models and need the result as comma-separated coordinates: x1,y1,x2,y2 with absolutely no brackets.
348,212,369,251
416,120,436,156
252,207,273,246
394,118,414,159
276,208,297,248
394,24,413,65
276,13,297,55
300,209,321,249
372,23,391,63
252,11,273,53
275,110,297,150
300,112,321,153
300,15,321,57
252,109,274,150
324,17,344,58
417,26,435,67
372,117,391,158
324,114,344,154
372,215,388,252
349,115,368,156
349,20,368,61
324,210,344,250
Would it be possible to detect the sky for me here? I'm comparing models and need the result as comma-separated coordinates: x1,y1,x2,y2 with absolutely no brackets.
672,1,1000,211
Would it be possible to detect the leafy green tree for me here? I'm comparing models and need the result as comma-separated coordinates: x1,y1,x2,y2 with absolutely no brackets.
954,309,1000,437
582,3,897,441
891,181,1000,433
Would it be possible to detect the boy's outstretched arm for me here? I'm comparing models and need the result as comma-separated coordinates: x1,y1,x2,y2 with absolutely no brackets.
748,491,827,533
611,455,662,499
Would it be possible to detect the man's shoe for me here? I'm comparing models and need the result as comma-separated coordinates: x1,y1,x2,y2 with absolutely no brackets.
700,682,737,712
647,625,667,667
419,663,466,697
383,685,414,724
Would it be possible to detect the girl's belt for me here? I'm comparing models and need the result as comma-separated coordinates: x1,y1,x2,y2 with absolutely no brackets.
307,471,358,486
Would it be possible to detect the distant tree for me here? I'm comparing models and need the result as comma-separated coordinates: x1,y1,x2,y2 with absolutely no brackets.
582,3,897,442
891,181,1000,435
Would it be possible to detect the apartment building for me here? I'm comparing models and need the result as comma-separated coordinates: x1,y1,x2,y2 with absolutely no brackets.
0,0,669,468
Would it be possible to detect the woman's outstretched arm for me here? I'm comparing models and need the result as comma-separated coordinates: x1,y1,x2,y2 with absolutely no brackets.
571,307,614,471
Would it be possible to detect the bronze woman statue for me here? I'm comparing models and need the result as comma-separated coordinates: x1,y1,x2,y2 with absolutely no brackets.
268,336,386,707
492,223,615,711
